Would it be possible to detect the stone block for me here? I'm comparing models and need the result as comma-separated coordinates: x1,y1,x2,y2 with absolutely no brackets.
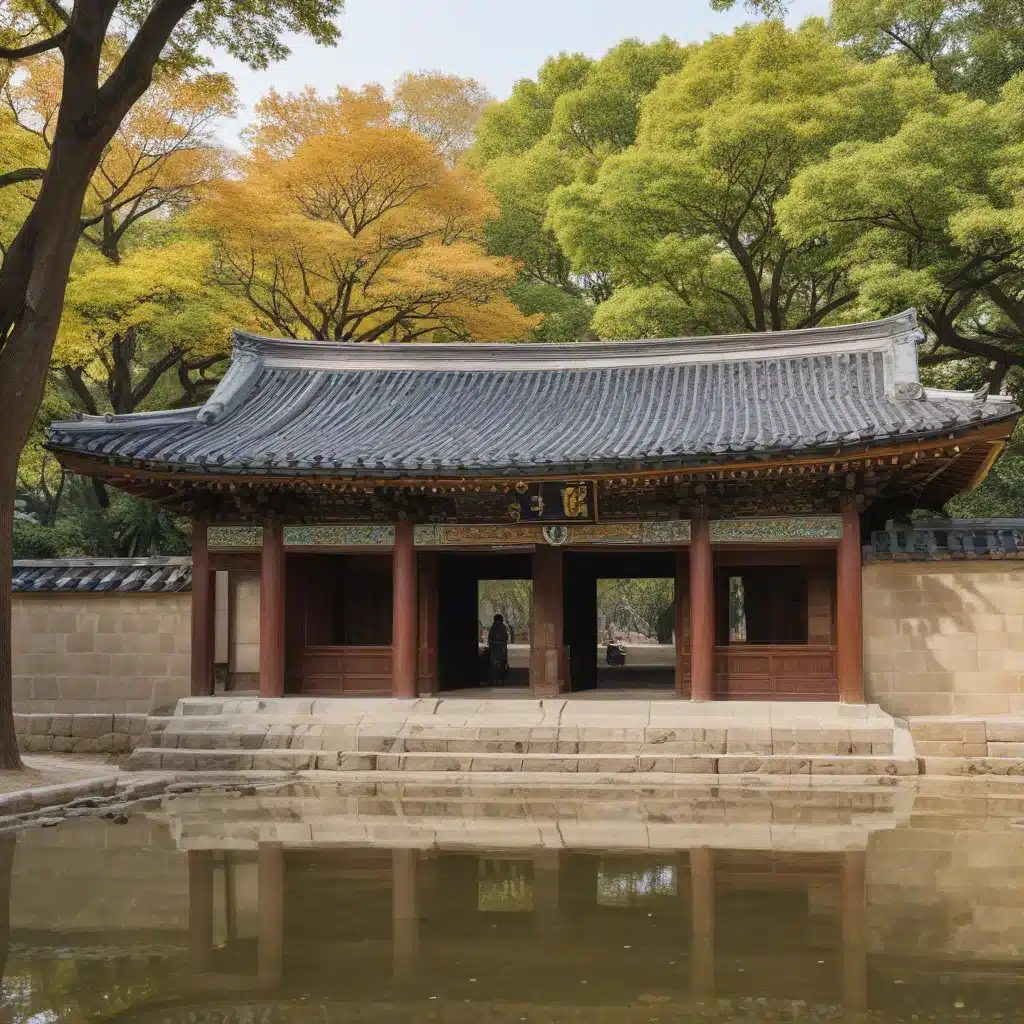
577,756,637,773
63,632,94,654
356,732,398,753
52,736,75,753
521,757,577,772
471,755,523,771
27,715,52,736
987,742,1024,757
251,750,314,771
71,714,114,739
194,752,252,771
160,750,198,770
337,753,377,771
718,756,811,775
46,714,70,737
22,734,53,753
985,719,1024,742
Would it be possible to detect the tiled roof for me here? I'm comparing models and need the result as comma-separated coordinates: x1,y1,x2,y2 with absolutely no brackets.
865,519,1024,561
12,558,192,593
46,311,1018,478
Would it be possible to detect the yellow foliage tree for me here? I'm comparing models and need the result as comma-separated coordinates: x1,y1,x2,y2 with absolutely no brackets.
393,71,491,164
201,83,539,343
5,51,235,261
54,236,257,417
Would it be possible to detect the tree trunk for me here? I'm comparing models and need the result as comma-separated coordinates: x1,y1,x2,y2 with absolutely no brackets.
0,155,97,770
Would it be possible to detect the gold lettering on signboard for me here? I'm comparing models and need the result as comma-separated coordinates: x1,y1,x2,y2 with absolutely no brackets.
561,484,589,519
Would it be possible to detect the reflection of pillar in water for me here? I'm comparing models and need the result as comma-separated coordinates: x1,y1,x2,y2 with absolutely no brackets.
841,850,868,1014
188,850,214,974
257,844,285,987
392,849,419,981
533,851,560,939
689,847,715,998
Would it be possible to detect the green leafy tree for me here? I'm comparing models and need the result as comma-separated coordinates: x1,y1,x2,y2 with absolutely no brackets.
548,20,937,339
779,76,1024,391
472,40,689,340
0,0,341,769
831,1,1024,99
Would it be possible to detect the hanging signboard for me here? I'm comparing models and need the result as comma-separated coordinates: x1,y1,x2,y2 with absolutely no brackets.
507,480,598,524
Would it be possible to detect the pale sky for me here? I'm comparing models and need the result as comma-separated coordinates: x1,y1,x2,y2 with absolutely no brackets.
218,0,831,144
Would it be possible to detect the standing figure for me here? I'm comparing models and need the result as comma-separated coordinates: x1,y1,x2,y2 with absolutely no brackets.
488,614,509,685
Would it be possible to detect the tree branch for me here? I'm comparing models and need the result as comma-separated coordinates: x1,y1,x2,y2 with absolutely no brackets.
0,28,67,60
0,168,45,189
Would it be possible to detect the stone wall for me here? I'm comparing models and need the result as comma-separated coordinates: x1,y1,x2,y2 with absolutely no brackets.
228,571,260,689
15,712,147,753
12,592,190,715
864,561,1024,717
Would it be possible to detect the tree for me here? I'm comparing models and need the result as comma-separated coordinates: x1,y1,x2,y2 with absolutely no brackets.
779,76,1024,390
709,0,790,15
831,0,1024,99
471,39,689,340
0,0,341,770
5,49,235,262
547,20,937,339
198,84,538,343
393,71,491,165
53,232,248,419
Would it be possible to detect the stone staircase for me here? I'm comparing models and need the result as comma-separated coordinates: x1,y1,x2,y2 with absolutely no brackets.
127,697,918,777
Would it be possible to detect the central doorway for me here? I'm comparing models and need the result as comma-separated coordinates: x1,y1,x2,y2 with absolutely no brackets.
437,552,532,692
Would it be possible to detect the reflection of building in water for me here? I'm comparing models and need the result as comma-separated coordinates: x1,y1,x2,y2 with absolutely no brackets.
596,859,676,907
6,787,1024,1020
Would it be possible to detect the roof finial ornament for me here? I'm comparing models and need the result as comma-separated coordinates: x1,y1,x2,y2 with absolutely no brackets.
893,380,925,400
972,383,991,403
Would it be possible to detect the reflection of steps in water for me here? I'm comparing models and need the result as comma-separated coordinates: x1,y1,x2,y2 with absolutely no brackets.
152,779,915,854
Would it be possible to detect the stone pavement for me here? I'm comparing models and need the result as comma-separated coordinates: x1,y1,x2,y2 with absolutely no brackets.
127,697,919,777
0,754,123,815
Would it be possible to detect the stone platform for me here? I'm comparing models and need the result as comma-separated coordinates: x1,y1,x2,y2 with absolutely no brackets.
126,697,918,777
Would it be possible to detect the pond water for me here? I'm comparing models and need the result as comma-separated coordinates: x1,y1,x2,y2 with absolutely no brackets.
1,779,1023,1022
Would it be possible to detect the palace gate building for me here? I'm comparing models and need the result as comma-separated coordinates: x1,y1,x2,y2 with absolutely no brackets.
46,310,1019,704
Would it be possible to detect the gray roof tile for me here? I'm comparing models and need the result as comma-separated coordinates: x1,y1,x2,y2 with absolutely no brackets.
46,311,1019,477
12,558,191,593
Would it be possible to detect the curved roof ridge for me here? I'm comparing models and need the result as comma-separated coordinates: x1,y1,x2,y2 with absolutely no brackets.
228,309,923,374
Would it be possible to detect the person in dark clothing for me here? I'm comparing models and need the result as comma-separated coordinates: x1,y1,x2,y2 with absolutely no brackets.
487,614,509,685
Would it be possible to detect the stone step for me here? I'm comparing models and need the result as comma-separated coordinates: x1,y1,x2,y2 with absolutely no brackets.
143,717,894,757
127,746,918,776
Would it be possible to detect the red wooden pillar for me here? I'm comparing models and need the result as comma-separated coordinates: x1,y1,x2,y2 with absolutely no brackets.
417,552,439,695
689,514,714,701
190,518,215,697
188,850,214,974
674,550,689,697
841,850,868,1014
837,503,865,703
258,843,285,986
392,521,418,698
259,521,286,698
690,847,715,997
530,545,566,696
